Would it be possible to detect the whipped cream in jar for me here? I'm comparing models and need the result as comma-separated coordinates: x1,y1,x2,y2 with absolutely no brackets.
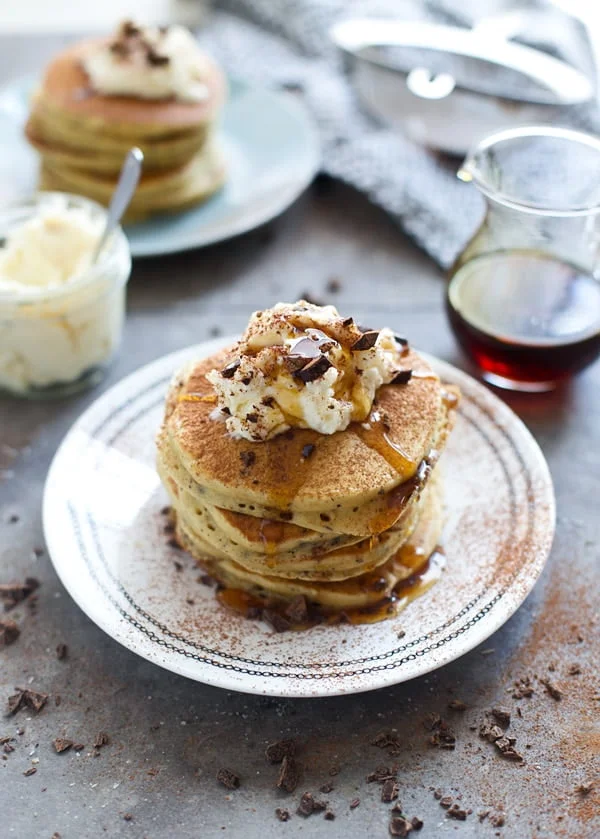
0,193,131,397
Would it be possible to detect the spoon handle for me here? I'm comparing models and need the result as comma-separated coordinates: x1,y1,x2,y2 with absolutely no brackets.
94,147,144,261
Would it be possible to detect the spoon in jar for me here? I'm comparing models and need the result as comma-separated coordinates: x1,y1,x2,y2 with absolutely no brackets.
93,147,143,262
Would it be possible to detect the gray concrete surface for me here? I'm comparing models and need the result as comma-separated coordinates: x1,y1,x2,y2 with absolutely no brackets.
1,36,599,839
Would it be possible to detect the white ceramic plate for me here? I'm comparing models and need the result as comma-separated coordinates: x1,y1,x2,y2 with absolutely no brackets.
0,78,320,257
43,340,555,697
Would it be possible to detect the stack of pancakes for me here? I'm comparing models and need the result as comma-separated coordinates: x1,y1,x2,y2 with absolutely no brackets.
25,29,226,220
157,345,459,620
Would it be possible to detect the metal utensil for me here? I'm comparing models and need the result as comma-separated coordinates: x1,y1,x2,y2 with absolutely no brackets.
93,147,143,262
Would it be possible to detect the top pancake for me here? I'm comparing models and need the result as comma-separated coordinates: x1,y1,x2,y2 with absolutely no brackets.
38,38,226,131
162,345,448,515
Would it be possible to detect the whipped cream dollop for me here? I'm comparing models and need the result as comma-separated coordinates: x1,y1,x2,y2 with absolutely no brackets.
206,301,410,441
83,21,211,103
0,204,100,294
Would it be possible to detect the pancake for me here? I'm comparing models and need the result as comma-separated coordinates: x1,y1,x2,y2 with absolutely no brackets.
173,472,445,612
36,38,225,133
158,346,457,536
39,142,226,221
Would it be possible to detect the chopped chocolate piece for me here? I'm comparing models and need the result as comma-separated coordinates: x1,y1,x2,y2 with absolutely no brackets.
320,782,334,794
411,816,424,830
0,736,12,745
425,716,456,749
567,663,582,676
276,755,300,793
146,48,169,66
447,804,467,820
221,407,231,416
324,809,335,820
53,738,73,754
0,618,19,647
433,790,443,800
447,699,467,712
265,739,296,764
0,577,39,611
56,643,68,661
490,813,505,827
93,732,110,749
540,678,563,701
293,355,332,383
3,742,15,754
263,610,291,633
389,816,412,837
479,721,504,743
301,444,315,460
491,707,511,728
439,796,453,809
297,792,327,816
245,412,258,423
240,450,256,469
275,808,290,822
123,814,133,822
284,596,309,624
478,810,490,822
575,781,593,796
371,731,402,755
216,767,240,789
393,335,409,347
512,677,534,698
367,765,397,784
342,317,354,327
349,798,360,809
494,737,523,762
351,330,379,351
381,779,400,803
261,396,275,407
23,766,37,777
8,687,48,715
221,359,241,379
390,370,412,385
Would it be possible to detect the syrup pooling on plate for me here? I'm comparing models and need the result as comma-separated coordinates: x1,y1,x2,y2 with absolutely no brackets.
158,300,460,628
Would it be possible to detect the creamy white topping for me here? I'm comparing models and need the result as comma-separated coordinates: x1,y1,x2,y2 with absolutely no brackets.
207,301,407,441
0,205,101,294
83,22,211,103
0,198,127,394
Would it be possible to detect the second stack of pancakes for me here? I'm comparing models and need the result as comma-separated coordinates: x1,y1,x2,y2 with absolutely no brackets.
157,330,458,618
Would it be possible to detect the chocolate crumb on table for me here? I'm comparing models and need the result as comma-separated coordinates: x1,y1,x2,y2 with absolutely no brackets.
276,755,300,793
371,730,402,755
55,643,68,660
23,766,37,777
381,778,400,803
297,792,327,817
490,707,511,727
389,815,413,837
349,798,360,809
0,618,20,647
275,808,290,822
511,676,534,698
0,577,39,611
7,687,48,715
123,813,133,821
319,781,334,794
53,738,73,753
575,781,594,796
93,731,110,749
447,803,468,820
265,739,296,763
423,713,456,749
216,768,240,789
540,678,563,700
324,809,335,820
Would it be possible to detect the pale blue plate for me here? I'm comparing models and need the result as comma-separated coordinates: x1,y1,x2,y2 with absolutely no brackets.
0,77,320,257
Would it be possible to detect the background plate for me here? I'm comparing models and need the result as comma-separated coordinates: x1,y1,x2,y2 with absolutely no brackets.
0,78,320,257
43,340,555,698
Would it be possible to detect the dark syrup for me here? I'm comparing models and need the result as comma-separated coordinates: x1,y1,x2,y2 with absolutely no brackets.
447,250,600,389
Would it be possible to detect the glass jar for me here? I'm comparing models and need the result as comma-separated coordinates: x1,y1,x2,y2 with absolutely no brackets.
447,126,600,391
0,193,131,398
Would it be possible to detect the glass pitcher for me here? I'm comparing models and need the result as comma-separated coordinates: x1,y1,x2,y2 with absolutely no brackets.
447,126,600,391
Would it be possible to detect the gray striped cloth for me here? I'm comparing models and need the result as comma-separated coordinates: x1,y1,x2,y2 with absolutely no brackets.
200,1,597,267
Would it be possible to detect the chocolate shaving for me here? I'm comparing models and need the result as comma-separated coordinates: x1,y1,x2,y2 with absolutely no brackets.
301,444,315,459
0,618,20,647
265,739,296,764
390,370,412,385
541,678,563,701
93,732,110,749
53,738,73,754
216,767,240,789
276,755,300,793
284,596,309,624
381,779,400,803
351,330,379,351
221,360,240,379
275,808,290,822
389,816,413,837
240,451,256,469
293,355,332,383
8,687,48,715
0,577,39,611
